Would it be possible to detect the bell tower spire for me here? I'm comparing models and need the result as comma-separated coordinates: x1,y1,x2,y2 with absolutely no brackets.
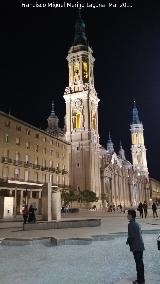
130,100,148,177
119,140,126,160
107,132,114,154
73,9,88,46
63,13,100,195
46,100,59,134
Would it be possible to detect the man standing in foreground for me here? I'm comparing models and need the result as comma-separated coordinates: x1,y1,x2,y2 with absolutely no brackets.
126,209,145,284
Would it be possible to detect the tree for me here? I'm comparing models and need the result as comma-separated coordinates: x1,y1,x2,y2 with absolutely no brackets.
61,189,98,206
79,190,97,203
61,189,77,205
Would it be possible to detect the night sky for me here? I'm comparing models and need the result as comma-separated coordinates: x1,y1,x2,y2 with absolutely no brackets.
1,1,160,180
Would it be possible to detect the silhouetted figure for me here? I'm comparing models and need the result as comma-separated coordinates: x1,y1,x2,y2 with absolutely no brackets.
119,204,122,213
22,205,28,224
28,205,36,223
126,209,145,284
152,202,158,218
143,201,148,218
137,202,143,218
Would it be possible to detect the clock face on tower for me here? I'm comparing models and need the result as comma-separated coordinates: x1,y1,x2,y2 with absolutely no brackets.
74,99,82,108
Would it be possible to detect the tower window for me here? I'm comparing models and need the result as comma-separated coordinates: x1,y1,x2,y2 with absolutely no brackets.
35,145,39,152
16,126,21,131
5,134,9,143
16,137,20,145
26,141,30,149
14,168,20,180
76,112,80,128
24,170,29,182
5,121,10,127
77,162,80,168
83,61,88,79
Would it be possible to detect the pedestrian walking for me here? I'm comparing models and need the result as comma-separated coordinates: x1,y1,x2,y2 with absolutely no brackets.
142,201,148,218
152,202,158,218
137,202,143,218
22,205,28,224
126,209,145,284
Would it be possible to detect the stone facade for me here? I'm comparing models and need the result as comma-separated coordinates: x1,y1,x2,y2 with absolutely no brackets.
0,111,70,214
63,34,100,197
149,178,160,203
63,14,150,207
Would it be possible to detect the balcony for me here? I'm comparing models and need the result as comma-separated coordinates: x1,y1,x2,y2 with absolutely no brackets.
49,167,55,173
13,160,23,166
62,169,68,175
1,157,12,164
55,167,61,174
32,164,41,170
24,162,32,168
41,167,49,171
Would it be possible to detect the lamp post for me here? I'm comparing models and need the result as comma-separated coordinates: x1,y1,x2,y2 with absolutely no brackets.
25,189,28,205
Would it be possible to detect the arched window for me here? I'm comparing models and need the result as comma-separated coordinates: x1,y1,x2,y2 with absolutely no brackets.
73,111,81,129
76,112,80,128
92,113,96,130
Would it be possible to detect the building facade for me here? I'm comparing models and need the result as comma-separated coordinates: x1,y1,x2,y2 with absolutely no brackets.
149,178,160,203
0,110,70,214
63,13,101,197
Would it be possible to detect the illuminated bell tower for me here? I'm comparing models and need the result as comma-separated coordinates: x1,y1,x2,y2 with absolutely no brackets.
130,101,148,177
63,11,100,195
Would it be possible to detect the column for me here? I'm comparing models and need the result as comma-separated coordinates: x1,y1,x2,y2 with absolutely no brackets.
38,191,41,199
30,191,32,199
14,187,17,218
20,190,23,210
115,173,118,206
51,189,61,221
111,173,115,204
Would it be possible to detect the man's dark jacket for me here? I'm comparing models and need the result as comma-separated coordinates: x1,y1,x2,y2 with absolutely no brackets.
127,219,145,251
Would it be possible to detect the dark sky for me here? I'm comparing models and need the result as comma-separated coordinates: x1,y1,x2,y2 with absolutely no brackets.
1,1,160,180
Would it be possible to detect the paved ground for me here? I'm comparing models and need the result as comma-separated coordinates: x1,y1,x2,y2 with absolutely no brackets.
0,209,159,240
0,210,160,284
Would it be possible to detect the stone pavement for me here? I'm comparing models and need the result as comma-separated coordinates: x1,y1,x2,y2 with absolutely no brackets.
0,210,159,241
0,212,160,284
115,272,160,284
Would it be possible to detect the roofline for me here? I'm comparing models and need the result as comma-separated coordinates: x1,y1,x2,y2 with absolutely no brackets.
0,110,70,145
149,177,160,184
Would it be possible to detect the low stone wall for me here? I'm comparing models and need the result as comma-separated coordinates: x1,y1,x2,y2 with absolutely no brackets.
23,218,101,231
1,237,93,246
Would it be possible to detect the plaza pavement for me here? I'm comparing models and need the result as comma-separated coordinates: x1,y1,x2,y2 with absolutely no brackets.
0,209,159,240
0,210,160,284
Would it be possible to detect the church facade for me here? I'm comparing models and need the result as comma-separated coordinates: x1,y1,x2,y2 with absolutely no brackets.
63,13,150,207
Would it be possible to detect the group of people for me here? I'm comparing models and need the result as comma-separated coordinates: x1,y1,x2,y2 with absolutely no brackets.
22,205,37,224
107,203,126,213
61,203,70,213
137,201,158,218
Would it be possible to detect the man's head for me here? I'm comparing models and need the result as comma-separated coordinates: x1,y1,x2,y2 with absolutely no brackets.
127,209,136,221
